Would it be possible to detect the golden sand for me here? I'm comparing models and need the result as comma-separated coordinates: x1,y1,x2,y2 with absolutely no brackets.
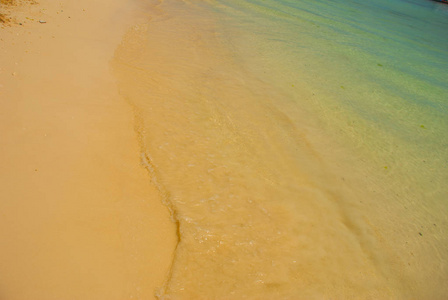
2,0,447,299
0,0,176,299
110,1,448,298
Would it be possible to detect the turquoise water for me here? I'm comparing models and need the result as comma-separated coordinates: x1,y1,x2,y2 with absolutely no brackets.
209,0,448,197
115,0,448,297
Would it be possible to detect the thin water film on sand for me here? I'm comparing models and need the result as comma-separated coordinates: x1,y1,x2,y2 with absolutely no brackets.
113,0,448,298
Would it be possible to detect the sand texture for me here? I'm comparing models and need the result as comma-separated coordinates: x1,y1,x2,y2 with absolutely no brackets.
1,0,447,299
0,0,176,299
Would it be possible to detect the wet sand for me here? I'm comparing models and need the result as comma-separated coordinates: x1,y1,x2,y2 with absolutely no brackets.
0,0,176,299
111,0,448,299
2,0,447,299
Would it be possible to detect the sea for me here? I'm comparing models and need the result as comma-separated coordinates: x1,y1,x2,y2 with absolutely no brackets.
112,0,448,298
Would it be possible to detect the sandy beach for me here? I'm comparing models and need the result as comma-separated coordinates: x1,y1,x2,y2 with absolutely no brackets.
2,0,447,298
0,0,176,299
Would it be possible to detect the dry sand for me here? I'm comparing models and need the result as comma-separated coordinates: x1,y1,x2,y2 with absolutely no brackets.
0,0,176,299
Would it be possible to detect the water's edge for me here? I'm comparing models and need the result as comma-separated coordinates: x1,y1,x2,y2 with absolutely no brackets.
112,0,448,298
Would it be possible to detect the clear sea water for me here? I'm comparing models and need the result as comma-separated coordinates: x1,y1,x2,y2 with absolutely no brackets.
113,0,448,298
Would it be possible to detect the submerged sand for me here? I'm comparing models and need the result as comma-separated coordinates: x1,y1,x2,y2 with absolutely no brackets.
112,0,448,299
1,0,447,299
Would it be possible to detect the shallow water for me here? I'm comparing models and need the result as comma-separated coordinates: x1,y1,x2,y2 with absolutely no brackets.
113,0,448,298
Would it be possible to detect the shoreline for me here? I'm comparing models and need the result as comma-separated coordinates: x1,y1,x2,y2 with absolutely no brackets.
0,0,177,299
110,0,448,298
2,0,447,298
